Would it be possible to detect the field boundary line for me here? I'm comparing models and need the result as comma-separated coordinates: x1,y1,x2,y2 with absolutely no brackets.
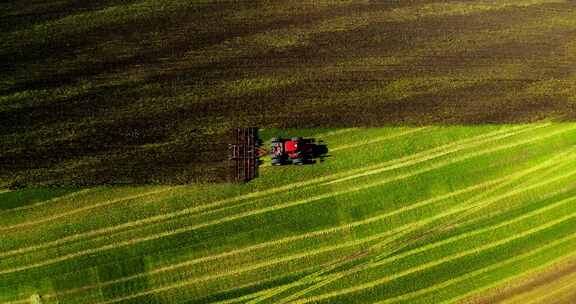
0,124,571,275
0,125,536,257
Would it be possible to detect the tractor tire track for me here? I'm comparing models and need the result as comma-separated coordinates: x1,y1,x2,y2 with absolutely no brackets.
230,148,576,304
221,180,576,304
324,124,551,185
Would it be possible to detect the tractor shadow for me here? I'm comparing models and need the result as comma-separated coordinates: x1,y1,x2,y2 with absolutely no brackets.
268,137,329,166
307,139,330,165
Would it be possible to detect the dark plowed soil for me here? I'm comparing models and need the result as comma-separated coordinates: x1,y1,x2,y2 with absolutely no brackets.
2,0,576,185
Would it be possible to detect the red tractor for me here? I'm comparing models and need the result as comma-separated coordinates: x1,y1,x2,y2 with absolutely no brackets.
270,137,318,165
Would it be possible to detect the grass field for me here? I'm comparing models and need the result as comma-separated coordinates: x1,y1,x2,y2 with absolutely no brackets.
2,124,576,303
3,0,576,303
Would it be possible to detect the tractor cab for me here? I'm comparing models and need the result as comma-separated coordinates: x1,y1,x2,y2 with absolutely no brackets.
270,137,316,166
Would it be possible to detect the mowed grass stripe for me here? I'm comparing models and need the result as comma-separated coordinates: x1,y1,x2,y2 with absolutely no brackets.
0,125,532,258
0,124,569,278
322,127,430,152
0,188,95,215
0,187,180,231
294,199,576,304
35,155,576,304
324,124,550,185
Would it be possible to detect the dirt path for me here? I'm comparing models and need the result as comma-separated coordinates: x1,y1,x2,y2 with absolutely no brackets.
461,256,576,304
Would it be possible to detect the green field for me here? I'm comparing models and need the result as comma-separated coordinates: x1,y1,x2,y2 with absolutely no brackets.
3,0,576,303
2,125,576,303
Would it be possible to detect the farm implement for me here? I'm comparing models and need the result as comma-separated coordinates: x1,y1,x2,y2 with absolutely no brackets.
228,127,264,182
229,128,329,182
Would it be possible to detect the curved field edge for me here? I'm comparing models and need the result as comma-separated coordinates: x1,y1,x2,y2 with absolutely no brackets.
1,124,576,304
